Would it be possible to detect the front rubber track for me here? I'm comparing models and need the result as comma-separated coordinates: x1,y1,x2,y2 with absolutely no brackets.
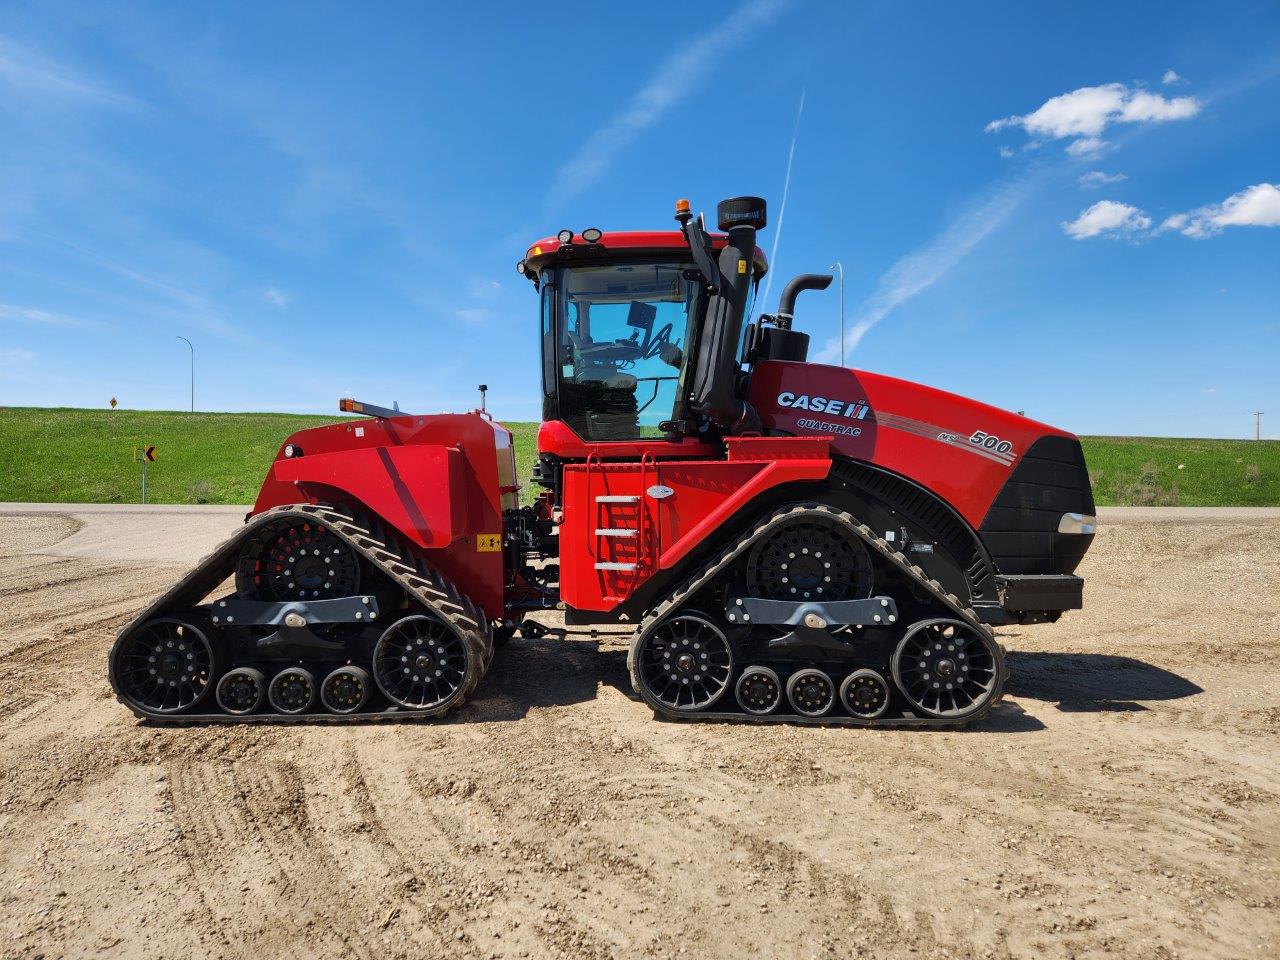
109,502,494,724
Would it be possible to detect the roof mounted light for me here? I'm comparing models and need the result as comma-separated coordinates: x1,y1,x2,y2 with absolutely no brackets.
516,259,527,275
582,227,602,243
557,229,574,244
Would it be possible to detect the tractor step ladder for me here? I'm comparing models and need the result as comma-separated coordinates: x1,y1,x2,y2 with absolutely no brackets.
593,493,641,577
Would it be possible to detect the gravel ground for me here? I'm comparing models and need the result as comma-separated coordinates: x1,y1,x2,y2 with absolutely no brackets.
0,510,1276,960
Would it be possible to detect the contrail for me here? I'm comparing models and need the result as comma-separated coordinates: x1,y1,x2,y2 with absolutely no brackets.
542,0,791,216
814,174,1034,362
760,84,806,311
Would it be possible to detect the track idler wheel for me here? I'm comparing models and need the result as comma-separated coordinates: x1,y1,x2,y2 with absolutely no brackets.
745,515,874,602
373,613,473,712
631,612,734,714
839,668,891,719
891,618,1004,720
786,668,835,717
321,665,371,714
735,666,783,715
216,667,266,715
110,618,216,715
269,666,317,714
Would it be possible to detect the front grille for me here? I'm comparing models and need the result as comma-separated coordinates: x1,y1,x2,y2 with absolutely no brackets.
979,436,1095,575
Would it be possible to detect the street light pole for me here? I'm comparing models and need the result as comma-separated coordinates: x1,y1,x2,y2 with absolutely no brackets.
176,336,194,412
829,261,845,366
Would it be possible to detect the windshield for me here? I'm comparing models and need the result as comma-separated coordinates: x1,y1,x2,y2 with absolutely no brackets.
549,260,697,441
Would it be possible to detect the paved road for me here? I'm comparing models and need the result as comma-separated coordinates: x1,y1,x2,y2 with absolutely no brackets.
0,502,248,564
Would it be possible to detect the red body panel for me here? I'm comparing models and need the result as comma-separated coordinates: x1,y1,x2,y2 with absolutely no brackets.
251,412,515,620
537,419,720,461
747,360,1075,528
558,436,831,612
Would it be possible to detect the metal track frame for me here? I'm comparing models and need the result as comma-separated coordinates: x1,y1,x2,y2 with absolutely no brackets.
627,502,1008,729
109,503,494,725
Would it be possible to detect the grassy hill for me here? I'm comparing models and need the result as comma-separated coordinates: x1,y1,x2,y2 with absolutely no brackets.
1,406,1276,507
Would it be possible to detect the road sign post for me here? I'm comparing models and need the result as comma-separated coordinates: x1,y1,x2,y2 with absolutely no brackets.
135,445,157,503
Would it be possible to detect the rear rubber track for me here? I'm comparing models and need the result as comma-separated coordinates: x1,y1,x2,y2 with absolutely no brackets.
627,502,1008,729
110,502,493,724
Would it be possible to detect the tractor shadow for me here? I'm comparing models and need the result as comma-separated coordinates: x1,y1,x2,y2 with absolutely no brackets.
461,629,632,723
1005,650,1203,713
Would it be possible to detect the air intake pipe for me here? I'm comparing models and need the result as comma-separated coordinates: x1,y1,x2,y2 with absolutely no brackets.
681,197,767,436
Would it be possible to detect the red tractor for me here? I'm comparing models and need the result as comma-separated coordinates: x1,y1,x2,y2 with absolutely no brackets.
110,196,1094,727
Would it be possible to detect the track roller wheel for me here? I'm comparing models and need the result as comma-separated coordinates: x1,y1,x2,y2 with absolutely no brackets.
373,613,473,712
269,666,317,714
320,665,371,714
839,668,891,719
109,618,216,715
630,612,734,714
891,618,1003,720
216,667,266,715
735,666,783,715
786,668,835,717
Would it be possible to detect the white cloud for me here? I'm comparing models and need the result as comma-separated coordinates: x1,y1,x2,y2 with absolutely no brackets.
465,278,503,300
998,145,1014,159
0,303,105,328
1162,69,1183,85
264,287,290,308
1162,183,1280,238
455,308,490,325
1065,136,1107,157
1119,90,1199,123
1079,171,1128,187
987,82,1200,155
1200,387,1217,394
544,0,788,212
815,177,1031,362
1062,200,1151,239
0,35,137,109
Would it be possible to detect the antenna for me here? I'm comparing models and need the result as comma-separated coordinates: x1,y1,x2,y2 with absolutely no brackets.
760,84,806,311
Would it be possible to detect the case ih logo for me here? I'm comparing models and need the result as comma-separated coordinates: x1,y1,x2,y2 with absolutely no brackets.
776,391,871,420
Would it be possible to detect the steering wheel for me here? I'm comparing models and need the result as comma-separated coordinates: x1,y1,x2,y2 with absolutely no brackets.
642,322,674,360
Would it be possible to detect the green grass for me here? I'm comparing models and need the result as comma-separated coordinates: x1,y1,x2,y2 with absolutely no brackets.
1081,436,1280,507
0,406,544,505
1,407,1275,507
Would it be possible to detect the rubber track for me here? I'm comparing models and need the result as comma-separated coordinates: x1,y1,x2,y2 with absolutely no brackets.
627,502,1008,729
110,503,494,725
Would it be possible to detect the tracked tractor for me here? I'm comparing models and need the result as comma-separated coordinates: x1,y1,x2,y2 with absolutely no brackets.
109,196,1095,727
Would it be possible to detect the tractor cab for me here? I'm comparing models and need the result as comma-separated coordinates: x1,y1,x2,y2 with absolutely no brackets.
520,215,769,445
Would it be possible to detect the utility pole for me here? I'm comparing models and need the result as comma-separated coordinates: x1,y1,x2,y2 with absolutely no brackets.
177,336,194,412
829,261,845,366
1255,411,1264,441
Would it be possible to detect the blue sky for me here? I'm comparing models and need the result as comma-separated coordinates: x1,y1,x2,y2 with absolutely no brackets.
1,0,1277,437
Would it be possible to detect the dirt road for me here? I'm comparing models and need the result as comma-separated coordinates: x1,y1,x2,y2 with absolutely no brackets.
0,509,1276,960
